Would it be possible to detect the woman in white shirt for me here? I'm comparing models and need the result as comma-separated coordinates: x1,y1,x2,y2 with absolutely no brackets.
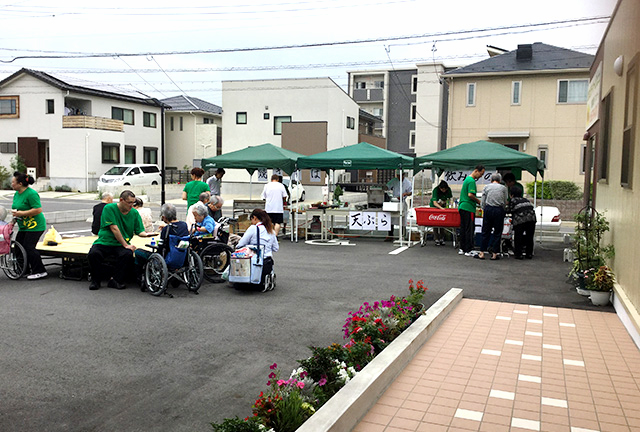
236,209,278,290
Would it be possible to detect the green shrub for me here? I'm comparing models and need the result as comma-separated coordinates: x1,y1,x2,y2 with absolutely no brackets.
10,155,26,174
526,181,582,200
0,166,10,188
210,417,262,432
54,185,72,192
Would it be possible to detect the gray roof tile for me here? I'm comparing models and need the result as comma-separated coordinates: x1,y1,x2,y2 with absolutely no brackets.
446,43,594,76
160,95,222,114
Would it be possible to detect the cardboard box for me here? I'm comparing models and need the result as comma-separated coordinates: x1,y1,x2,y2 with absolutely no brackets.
230,214,252,234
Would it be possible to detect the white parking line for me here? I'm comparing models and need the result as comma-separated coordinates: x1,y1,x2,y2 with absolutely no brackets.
389,246,408,255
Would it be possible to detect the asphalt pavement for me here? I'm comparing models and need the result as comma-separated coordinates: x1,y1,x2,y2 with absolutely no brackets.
0,212,611,432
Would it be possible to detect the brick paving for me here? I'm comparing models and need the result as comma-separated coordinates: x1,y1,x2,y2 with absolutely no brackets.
354,299,640,432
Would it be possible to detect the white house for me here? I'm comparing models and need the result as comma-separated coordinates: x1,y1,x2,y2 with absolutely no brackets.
0,68,164,192
160,95,222,170
221,77,360,185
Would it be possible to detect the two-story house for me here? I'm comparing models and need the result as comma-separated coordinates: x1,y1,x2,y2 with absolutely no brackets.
0,68,164,191
160,95,222,170
348,63,449,159
221,77,360,187
444,43,594,186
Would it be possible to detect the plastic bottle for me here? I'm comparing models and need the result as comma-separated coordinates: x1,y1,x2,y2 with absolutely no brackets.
150,237,156,247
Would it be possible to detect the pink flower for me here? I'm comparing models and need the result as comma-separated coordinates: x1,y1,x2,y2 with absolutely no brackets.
269,363,277,370
268,372,276,379
297,382,305,389
318,378,327,386
277,380,286,386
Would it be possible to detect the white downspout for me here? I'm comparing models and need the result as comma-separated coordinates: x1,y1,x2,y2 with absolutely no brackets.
85,132,90,192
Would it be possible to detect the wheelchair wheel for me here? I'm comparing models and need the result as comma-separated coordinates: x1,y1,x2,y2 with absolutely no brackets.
145,253,168,296
1,241,28,280
200,244,230,282
185,250,204,293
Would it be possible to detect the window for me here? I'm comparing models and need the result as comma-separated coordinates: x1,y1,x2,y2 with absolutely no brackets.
274,116,292,135
144,147,158,164
179,116,183,131
580,143,588,175
263,113,270,120
412,75,418,93
466,83,476,106
170,117,174,131
346,116,355,129
410,104,417,121
0,142,17,153
409,131,416,149
112,107,134,125
373,108,383,117
355,81,366,89
557,79,588,103
511,81,522,105
46,99,54,114
141,165,160,173
598,92,612,181
0,95,19,118
505,144,519,151
236,112,247,124
124,146,136,164
373,81,384,89
621,58,638,188
102,142,120,163
537,146,548,169
143,112,156,128
203,117,212,124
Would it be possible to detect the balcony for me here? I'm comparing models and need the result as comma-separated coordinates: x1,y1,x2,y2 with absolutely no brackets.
62,115,123,132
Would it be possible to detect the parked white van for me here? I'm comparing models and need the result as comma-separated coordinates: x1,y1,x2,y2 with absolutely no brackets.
97,164,162,188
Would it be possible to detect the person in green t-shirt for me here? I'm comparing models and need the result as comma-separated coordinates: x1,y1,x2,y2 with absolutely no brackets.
182,167,210,210
87,190,157,291
11,172,47,280
429,180,453,246
458,165,485,256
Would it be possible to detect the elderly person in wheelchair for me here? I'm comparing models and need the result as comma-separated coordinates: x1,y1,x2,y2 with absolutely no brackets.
139,203,204,297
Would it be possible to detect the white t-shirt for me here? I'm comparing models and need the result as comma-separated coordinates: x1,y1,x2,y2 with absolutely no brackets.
261,181,288,213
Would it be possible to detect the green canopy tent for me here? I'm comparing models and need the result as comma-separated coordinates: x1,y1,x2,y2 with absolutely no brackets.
413,140,545,177
297,141,414,171
298,142,414,245
414,140,549,242
201,143,303,176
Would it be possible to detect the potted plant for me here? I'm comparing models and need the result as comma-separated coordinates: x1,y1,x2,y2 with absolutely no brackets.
569,207,615,305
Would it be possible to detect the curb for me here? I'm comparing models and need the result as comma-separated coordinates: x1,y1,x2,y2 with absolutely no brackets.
44,210,93,224
297,287,463,432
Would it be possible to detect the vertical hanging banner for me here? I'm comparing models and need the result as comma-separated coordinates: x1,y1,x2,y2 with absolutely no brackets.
310,168,322,183
257,168,269,182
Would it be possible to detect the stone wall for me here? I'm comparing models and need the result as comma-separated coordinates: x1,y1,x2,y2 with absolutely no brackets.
539,199,583,221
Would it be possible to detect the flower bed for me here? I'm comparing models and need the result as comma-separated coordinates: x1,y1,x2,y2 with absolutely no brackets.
211,280,427,432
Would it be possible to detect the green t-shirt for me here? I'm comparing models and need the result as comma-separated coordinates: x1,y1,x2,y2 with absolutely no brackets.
94,203,144,247
430,186,453,207
13,187,46,232
183,180,210,209
458,175,478,213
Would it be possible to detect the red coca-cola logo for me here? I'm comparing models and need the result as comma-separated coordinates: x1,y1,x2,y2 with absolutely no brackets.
428,214,447,221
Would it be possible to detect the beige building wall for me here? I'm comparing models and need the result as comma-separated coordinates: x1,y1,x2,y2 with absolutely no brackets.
592,0,640,337
165,112,220,169
447,72,589,186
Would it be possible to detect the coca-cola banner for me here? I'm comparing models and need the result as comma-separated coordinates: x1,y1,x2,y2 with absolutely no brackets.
441,170,492,185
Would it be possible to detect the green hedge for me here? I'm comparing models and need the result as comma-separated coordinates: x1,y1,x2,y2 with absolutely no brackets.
526,181,582,200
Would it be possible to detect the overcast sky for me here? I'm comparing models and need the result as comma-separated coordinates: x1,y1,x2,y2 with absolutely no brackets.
0,0,617,105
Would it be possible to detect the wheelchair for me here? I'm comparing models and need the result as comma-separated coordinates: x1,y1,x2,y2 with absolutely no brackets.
189,217,235,283
143,234,204,297
0,219,28,280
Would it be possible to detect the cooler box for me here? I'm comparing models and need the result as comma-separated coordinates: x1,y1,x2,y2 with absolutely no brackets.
415,208,461,227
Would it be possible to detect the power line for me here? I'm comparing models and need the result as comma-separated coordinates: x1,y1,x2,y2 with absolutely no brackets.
0,15,609,63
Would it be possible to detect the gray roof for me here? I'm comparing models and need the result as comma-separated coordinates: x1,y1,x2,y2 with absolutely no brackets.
359,109,383,123
446,43,594,76
0,68,165,107
160,95,222,115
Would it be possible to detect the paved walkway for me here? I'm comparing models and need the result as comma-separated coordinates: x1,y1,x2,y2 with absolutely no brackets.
355,299,640,432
